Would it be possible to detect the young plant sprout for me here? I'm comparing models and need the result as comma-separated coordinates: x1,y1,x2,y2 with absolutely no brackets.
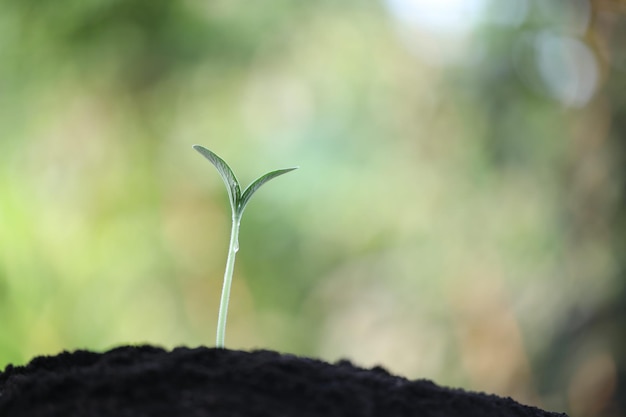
193,145,298,348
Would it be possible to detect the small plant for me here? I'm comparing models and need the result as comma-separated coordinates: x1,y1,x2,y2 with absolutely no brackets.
193,145,298,348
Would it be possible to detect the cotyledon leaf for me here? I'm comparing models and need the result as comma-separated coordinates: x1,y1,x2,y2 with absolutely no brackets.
193,145,241,213
238,167,298,215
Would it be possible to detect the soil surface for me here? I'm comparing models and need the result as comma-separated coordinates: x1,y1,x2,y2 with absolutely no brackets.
0,345,567,417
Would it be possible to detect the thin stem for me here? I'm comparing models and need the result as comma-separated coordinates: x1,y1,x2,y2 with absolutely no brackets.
216,214,241,348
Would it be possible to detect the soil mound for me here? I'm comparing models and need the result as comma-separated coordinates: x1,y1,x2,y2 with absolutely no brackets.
0,345,567,417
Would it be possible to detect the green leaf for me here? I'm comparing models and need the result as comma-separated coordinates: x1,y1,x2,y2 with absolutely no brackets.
193,145,241,213
238,167,298,215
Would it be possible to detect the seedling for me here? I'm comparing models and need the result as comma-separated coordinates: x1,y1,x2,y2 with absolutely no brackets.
193,145,298,348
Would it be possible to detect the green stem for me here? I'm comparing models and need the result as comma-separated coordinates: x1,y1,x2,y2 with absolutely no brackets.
216,214,241,348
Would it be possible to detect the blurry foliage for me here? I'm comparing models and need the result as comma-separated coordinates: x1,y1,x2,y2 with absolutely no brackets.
0,0,625,416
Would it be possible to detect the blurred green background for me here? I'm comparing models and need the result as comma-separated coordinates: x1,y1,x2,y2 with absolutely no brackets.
1,0,624,415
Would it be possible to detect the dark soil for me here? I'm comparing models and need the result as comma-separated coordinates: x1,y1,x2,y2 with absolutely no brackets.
0,345,567,417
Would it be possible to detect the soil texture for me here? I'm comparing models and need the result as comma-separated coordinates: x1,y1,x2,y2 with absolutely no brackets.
0,345,567,417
